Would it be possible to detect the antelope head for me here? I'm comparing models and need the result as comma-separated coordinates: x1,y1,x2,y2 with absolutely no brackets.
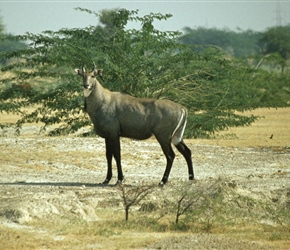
75,63,103,97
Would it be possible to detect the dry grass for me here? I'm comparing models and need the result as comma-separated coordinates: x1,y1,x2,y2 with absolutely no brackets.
0,211,181,250
1,204,289,249
195,108,290,148
0,107,40,124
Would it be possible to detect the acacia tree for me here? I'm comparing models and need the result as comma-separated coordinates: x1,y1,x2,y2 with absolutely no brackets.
0,8,289,137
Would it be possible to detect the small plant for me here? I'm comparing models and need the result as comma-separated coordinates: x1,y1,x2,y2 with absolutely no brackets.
175,183,202,224
118,183,155,221
174,180,222,227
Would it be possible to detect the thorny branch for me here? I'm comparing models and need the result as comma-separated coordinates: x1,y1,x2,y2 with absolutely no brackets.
118,183,155,221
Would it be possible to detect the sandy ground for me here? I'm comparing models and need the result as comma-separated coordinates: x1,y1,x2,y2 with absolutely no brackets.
0,125,290,249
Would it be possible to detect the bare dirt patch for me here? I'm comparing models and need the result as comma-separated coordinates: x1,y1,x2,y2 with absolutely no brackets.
0,108,289,249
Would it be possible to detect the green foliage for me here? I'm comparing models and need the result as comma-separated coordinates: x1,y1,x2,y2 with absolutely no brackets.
0,8,289,137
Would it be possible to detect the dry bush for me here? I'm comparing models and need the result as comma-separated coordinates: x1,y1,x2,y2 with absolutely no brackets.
118,183,156,221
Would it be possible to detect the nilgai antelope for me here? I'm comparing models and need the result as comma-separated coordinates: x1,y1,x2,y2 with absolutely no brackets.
75,64,194,185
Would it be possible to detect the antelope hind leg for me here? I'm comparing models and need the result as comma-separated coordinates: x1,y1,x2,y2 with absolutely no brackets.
175,140,194,180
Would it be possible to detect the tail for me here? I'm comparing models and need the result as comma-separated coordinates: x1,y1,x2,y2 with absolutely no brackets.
171,108,187,145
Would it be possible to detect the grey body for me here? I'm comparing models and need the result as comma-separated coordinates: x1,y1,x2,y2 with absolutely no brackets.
76,67,194,185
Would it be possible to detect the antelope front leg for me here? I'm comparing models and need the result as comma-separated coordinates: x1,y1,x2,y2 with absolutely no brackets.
103,138,113,185
112,137,124,185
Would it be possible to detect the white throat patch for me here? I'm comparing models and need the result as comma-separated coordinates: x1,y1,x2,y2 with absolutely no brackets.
83,82,94,97
84,88,93,98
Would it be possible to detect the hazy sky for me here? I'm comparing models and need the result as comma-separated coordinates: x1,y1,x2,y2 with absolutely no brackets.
1,1,290,35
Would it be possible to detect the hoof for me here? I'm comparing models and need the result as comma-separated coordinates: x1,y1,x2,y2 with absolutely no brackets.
102,179,110,185
159,176,168,186
115,179,123,186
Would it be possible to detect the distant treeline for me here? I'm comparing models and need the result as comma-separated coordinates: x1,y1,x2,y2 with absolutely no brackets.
180,27,262,58
0,27,262,60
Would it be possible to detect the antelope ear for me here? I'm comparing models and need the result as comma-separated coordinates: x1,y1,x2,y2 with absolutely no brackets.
93,69,103,76
75,69,82,75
